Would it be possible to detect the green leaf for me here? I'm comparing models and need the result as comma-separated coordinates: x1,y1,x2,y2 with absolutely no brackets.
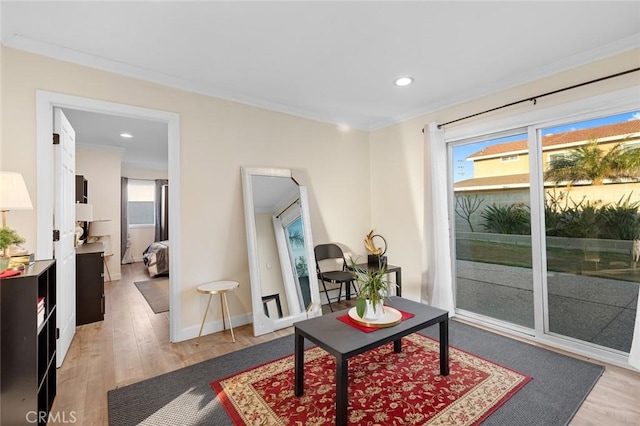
356,297,366,318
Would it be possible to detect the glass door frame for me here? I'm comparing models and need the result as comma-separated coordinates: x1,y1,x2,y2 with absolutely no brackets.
447,127,536,336
444,86,640,369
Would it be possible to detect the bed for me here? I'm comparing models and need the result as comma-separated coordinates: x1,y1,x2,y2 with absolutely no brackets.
143,240,169,277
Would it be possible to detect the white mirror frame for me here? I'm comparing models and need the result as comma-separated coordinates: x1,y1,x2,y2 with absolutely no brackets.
241,166,322,336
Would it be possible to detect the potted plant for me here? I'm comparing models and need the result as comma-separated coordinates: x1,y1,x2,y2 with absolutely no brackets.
0,227,25,272
349,258,394,320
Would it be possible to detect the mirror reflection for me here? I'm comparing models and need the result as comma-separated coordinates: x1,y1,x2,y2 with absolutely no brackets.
241,167,321,336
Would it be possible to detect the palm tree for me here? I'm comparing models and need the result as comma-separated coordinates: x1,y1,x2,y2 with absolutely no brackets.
545,138,640,185
288,230,304,247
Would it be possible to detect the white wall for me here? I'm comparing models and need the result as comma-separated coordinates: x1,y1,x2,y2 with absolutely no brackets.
1,47,370,339
76,146,122,280
128,227,154,263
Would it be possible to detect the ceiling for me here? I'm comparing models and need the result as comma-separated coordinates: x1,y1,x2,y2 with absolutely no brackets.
3,2,640,167
61,108,169,170
251,175,299,214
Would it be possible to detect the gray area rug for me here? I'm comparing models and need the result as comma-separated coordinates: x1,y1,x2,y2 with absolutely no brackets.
107,321,604,425
134,279,169,314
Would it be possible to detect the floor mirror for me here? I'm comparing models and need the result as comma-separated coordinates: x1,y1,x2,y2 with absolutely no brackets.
241,167,322,336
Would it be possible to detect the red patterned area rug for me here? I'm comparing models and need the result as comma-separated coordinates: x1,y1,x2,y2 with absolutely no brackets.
212,333,531,425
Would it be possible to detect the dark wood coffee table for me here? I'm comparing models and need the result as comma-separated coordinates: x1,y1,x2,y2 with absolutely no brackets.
294,296,449,426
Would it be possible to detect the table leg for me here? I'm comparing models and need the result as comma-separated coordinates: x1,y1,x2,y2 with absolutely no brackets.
440,318,449,376
393,338,402,353
294,333,304,396
195,294,213,346
336,357,348,426
219,294,226,330
103,256,112,282
222,292,235,343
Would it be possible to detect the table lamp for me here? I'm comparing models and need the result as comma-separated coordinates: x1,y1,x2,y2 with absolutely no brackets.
88,219,113,254
0,171,33,228
75,203,93,245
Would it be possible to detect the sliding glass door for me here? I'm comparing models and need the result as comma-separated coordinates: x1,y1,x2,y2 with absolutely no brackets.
541,113,640,353
452,130,534,329
283,216,312,308
450,108,640,356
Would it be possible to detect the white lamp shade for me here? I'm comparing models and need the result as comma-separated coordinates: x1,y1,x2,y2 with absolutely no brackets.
75,203,94,222
89,220,113,237
0,171,33,210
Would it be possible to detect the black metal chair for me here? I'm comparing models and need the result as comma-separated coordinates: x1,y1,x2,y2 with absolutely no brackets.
314,243,356,312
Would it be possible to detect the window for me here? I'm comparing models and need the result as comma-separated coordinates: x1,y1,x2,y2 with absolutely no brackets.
623,141,640,152
500,154,519,162
548,151,568,162
128,180,155,226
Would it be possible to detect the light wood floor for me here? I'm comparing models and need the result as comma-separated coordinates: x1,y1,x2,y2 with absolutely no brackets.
50,263,640,425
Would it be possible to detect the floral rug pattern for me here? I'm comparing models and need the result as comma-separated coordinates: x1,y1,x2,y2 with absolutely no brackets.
212,333,531,425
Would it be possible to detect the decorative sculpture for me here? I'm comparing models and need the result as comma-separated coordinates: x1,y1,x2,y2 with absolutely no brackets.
364,230,387,266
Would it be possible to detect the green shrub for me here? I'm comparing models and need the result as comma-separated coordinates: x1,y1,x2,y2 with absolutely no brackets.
554,203,600,238
541,191,638,240
480,203,530,235
479,192,640,240
597,194,640,240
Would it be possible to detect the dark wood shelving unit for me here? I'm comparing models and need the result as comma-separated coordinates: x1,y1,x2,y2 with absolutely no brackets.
1,260,57,425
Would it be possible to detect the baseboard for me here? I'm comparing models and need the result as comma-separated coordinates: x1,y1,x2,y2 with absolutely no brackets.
105,273,122,282
174,312,253,343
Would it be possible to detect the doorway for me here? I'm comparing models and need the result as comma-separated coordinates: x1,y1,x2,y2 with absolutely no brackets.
35,91,181,362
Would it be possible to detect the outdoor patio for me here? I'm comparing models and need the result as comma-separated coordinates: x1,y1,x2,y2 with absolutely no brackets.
456,260,639,353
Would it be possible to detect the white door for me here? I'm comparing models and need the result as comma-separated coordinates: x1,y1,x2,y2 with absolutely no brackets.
53,108,76,367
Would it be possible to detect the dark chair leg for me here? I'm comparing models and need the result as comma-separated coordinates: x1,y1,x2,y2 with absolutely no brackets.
321,280,334,312
350,280,359,297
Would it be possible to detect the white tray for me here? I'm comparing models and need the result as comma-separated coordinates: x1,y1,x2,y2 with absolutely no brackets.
347,306,402,328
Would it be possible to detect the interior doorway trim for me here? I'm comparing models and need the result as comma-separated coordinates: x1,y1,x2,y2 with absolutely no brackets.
35,90,182,342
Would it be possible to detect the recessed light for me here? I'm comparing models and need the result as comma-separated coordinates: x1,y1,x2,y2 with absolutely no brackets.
394,76,414,87
120,133,133,138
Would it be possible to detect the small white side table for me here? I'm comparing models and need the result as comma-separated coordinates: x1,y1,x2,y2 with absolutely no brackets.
196,280,239,345
103,252,113,281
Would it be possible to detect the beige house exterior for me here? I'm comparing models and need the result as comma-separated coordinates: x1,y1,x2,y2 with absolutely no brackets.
454,119,640,231
461,119,640,183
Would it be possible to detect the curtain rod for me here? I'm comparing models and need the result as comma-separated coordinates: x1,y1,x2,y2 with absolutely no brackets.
276,199,299,219
421,67,640,132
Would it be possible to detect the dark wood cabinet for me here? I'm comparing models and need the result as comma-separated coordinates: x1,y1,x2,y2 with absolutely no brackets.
1,260,57,425
76,243,105,325
75,175,88,204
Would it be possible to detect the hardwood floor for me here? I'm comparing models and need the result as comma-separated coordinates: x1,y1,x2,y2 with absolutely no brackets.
50,263,640,425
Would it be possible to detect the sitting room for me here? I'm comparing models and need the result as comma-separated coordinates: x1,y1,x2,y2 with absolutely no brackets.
1,2,639,425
